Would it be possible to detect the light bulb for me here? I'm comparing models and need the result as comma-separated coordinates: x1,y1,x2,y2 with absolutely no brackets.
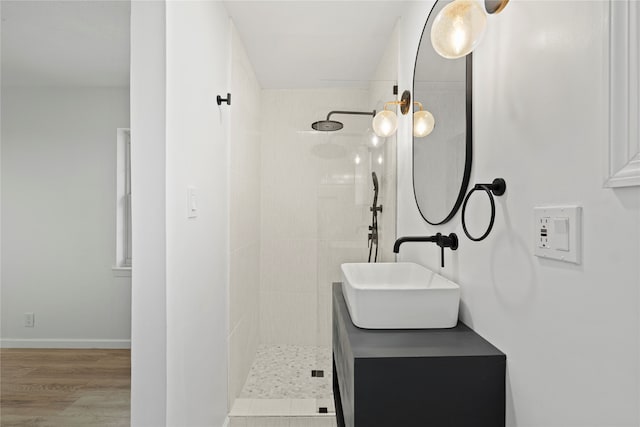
372,110,398,137
430,0,487,59
413,110,435,137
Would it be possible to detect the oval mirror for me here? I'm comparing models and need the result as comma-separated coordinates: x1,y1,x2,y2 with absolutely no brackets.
413,0,472,225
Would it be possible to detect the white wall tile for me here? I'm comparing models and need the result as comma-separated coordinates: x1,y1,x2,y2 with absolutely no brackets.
250,399,291,416
261,182,318,241
317,184,369,241
230,243,260,330
229,309,260,403
228,23,262,409
290,417,338,427
229,398,253,416
261,239,318,293
316,286,332,347
247,418,291,427
290,399,318,416
259,89,375,346
259,291,318,346
229,417,248,427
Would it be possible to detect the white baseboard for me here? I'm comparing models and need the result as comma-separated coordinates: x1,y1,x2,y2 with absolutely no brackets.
0,338,131,349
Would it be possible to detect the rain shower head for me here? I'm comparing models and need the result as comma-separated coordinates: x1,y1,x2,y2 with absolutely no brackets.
311,110,376,132
311,120,344,132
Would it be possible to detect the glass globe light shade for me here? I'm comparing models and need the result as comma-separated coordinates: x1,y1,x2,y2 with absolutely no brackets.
430,0,487,59
372,110,398,137
413,110,435,137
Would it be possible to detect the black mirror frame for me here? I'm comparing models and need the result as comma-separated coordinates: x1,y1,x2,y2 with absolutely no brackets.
412,0,473,226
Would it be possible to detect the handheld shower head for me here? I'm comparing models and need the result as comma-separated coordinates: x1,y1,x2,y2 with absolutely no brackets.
372,172,380,208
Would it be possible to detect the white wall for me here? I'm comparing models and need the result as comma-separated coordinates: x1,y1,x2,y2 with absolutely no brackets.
131,2,232,425
1,87,131,348
165,1,230,425
130,1,167,425
397,1,640,426
228,23,262,408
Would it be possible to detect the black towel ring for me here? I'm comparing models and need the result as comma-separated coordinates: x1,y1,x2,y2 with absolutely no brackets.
461,178,506,242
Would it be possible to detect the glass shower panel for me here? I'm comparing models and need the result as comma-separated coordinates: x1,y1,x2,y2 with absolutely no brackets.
234,88,396,424
313,108,398,415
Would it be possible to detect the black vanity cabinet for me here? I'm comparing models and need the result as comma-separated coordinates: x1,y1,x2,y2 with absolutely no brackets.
332,283,506,427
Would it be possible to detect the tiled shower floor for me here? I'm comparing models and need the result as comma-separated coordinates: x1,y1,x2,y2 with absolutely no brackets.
240,344,333,399
230,345,336,426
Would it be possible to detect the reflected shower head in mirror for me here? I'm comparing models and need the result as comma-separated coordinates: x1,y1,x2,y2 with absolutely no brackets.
311,110,376,132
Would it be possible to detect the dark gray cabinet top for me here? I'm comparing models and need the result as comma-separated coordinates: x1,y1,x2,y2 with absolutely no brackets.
333,283,505,359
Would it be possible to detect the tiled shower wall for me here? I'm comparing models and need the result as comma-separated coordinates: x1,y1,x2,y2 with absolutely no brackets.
259,86,397,347
259,88,369,347
258,25,398,350
229,25,262,406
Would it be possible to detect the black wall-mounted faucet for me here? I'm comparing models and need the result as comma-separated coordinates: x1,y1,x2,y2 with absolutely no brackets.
393,233,459,268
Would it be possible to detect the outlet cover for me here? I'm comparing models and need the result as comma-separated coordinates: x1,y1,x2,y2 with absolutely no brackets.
24,312,35,328
534,206,582,264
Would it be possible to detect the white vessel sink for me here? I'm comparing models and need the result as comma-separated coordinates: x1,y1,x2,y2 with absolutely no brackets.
340,262,460,329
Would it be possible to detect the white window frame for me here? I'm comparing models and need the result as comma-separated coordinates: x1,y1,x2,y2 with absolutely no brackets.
113,128,132,277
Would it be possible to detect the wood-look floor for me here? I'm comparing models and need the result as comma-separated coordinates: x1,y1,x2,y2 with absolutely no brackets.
0,349,130,427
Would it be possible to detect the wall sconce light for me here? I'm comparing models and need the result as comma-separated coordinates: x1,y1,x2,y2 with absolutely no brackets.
372,91,436,138
372,90,412,137
430,0,509,59
413,101,435,138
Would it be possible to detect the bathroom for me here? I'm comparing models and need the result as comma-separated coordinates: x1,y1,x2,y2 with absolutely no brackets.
132,1,639,425
1,0,639,426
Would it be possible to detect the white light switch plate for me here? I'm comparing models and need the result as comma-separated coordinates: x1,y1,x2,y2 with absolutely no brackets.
534,206,582,264
187,186,198,218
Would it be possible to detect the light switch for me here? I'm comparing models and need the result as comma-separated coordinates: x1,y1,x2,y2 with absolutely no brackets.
534,206,581,264
554,217,569,251
187,187,198,218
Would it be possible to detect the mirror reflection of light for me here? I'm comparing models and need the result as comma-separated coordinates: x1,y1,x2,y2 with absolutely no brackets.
354,155,361,165
413,110,435,138
378,155,383,165
371,134,380,146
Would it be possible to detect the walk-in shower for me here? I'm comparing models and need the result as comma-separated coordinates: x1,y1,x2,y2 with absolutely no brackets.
229,93,396,427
